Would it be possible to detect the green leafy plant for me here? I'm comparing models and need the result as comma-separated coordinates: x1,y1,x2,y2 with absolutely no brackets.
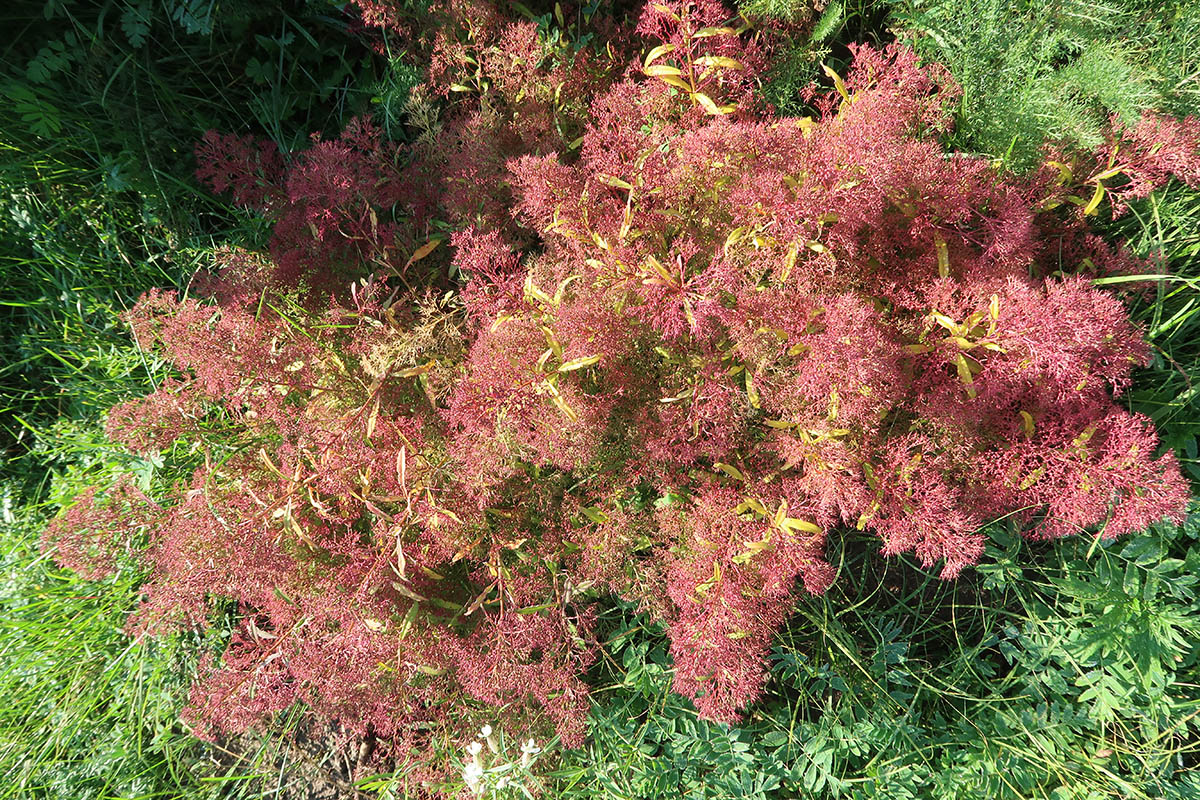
890,0,1200,170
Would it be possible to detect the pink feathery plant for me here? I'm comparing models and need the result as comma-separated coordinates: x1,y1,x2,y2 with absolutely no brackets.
43,0,1199,786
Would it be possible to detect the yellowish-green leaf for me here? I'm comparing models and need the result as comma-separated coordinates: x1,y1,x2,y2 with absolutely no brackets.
396,602,419,640
1017,466,1045,491
955,353,976,385
395,360,435,378
856,501,880,530
551,393,579,422
740,497,768,516
646,255,677,286
652,3,681,21
695,561,722,596
693,92,735,115
558,354,602,372
863,462,878,491
405,238,442,269
644,64,683,77
780,517,822,535
744,370,761,408
773,498,788,527
596,174,634,190
524,274,554,305
581,506,609,524
934,234,950,278
931,312,959,334
1019,410,1035,438
366,396,380,439
781,239,799,282
693,25,737,37
713,462,745,481
695,56,744,70
1082,182,1106,216
724,226,746,255
644,43,676,68
1046,160,1073,184
656,74,694,92
1073,424,1098,449
391,581,427,602
821,62,849,101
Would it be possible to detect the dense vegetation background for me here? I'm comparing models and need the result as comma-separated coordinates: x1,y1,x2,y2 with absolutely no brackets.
2,1,1198,798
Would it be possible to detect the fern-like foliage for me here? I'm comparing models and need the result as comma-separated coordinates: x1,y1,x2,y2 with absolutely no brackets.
892,0,1200,169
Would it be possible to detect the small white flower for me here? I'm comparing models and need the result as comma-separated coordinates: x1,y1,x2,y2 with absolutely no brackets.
520,737,540,768
495,776,509,790
466,741,483,757
480,724,493,738
462,761,484,792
